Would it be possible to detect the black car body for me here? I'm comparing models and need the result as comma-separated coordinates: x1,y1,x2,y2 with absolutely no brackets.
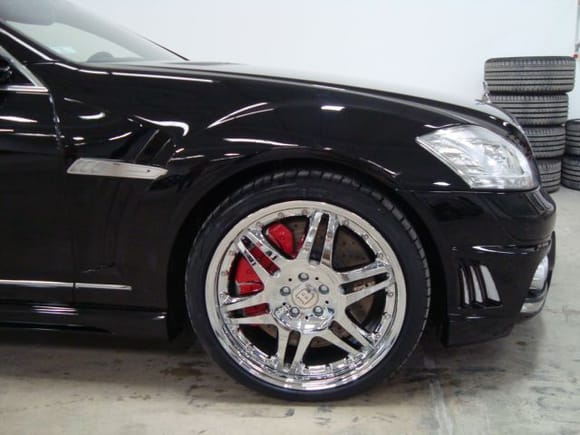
0,1,555,400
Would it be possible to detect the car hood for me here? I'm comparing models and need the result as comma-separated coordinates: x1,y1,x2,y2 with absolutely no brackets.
107,60,515,125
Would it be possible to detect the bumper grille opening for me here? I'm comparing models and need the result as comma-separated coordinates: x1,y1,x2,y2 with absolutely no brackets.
459,264,502,308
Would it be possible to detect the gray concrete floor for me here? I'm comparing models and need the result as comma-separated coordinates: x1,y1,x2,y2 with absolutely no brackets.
1,189,580,435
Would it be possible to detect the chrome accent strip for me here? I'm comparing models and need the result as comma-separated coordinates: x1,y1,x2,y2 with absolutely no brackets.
521,297,547,315
112,71,213,84
76,283,132,291
67,158,167,180
0,280,72,288
0,28,53,61
479,265,500,302
469,266,484,304
0,84,48,94
460,269,469,306
0,280,132,291
460,264,502,306
32,305,78,316
531,256,549,291
0,45,49,93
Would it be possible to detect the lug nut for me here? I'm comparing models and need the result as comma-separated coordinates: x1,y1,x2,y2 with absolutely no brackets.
289,307,301,317
319,285,330,294
298,272,309,282
280,286,291,296
313,306,324,316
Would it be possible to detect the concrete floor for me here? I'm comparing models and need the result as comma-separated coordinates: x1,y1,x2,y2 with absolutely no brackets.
1,189,579,435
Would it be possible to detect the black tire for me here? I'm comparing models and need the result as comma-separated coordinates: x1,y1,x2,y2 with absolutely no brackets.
537,158,562,175
562,178,580,190
185,170,430,401
563,155,580,170
568,120,580,135
565,146,580,156
562,172,580,182
563,156,580,182
562,158,580,180
537,159,561,192
485,56,576,94
490,94,568,126
543,183,561,193
524,127,566,158
566,120,580,156
562,166,580,179
542,173,561,183
562,167,580,175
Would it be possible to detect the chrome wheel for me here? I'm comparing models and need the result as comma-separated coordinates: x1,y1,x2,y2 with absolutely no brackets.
205,200,407,391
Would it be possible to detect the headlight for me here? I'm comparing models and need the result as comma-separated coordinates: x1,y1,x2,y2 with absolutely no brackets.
416,125,535,190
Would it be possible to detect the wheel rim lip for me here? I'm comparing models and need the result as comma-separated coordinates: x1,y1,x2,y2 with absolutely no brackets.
205,200,407,392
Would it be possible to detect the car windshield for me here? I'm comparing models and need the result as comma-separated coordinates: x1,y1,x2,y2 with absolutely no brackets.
0,0,182,63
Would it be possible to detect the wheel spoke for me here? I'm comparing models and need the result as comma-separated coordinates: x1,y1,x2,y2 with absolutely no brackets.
228,313,273,326
222,292,268,313
242,228,287,269
335,315,374,348
295,211,324,261
320,213,338,267
319,330,359,356
291,334,312,369
276,327,291,365
344,281,395,306
339,260,392,285
236,240,273,284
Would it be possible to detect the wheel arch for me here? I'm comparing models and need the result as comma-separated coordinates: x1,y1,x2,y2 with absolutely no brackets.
165,155,448,339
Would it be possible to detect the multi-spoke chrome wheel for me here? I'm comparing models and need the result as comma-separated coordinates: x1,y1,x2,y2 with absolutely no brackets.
206,201,406,391
187,171,429,400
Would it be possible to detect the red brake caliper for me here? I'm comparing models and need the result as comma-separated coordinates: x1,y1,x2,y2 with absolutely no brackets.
234,223,296,316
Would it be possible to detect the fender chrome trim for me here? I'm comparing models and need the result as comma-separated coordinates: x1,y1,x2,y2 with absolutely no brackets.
76,283,132,291
67,158,167,180
0,280,72,288
0,280,132,291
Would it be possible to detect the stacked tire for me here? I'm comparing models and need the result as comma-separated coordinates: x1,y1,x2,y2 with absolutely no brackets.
485,56,576,193
562,120,580,190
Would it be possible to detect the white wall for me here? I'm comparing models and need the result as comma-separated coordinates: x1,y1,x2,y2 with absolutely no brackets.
572,4,580,119
73,0,579,117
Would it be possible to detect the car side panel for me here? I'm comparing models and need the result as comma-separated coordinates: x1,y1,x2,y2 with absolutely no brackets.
0,88,74,303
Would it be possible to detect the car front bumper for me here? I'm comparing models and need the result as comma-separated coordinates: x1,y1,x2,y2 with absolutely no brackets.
407,187,556,346
519,234,555,318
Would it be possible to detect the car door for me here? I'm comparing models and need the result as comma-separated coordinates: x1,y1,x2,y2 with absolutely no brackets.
0,47,74,303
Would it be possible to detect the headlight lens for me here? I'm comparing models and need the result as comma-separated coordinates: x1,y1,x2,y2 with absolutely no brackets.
416,125,535,190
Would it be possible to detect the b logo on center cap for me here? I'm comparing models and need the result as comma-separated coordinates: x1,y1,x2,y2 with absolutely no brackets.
293,285,318,308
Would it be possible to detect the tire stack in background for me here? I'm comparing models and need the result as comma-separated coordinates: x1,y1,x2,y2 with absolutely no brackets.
484,56,576,193
563,120,580,190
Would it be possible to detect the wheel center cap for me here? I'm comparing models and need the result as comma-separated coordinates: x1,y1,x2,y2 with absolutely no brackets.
292,284,319,309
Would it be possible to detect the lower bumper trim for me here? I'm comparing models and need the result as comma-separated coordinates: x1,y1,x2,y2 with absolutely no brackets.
520,296,547,316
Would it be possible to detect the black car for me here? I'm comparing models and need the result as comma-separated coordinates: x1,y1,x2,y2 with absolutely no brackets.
0,0,555,401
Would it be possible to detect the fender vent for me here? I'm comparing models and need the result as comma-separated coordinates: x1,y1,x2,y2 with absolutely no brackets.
134,130,173,165
459,264,501,307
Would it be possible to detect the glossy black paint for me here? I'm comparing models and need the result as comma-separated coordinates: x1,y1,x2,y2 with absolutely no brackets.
0,80,74,302
410,189,555,344
0,22,555,345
